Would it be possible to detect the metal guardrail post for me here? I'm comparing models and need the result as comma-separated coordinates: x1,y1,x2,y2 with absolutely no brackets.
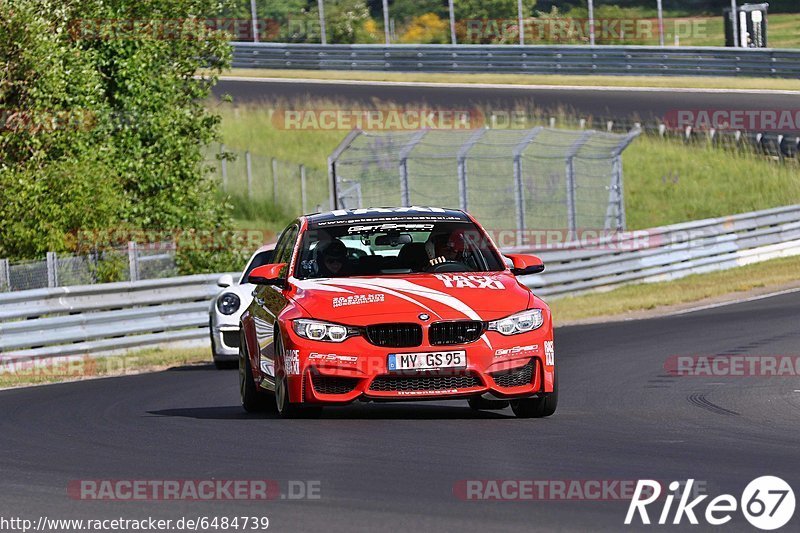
447,0,456,45
0,259,9,292
512,127,544,246
46,252,58,288
456,129,487,212
249,0,259,43
398,130,428,207
317,0,327,45
128,242,139,282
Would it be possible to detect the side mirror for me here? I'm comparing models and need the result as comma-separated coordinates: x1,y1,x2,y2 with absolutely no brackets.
217,274,234,288
506,254,545,276
247,263,287,286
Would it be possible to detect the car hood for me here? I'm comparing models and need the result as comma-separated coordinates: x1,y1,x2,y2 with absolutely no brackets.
291,273,531,324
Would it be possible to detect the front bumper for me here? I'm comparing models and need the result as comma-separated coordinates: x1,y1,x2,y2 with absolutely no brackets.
211,326,240,359
279,328,555,404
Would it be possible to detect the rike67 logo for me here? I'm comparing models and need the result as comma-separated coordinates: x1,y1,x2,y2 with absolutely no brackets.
625,477,795,530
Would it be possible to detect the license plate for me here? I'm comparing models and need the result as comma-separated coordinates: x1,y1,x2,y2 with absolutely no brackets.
388,351,466,371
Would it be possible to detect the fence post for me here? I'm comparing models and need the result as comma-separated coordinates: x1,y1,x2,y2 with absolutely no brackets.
605,128,640,230
512,127,544,247
565,131,593,237
128,242,139,282
398,130,428,207
271,158,278,206
46,252,59,288
328,129,363,210
300,164,307,214
220,144,228,190
0,258,9,291
245,150,253,199
456,129,487,212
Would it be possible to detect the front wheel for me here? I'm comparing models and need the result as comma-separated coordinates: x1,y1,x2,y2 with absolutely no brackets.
274,333,322,419
510,368,558,418
239,331,275,413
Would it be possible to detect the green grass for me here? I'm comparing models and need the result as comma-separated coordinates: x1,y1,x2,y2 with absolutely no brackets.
0,347,207,389
212,102,800,231
624,136,800,229
550,254,800,323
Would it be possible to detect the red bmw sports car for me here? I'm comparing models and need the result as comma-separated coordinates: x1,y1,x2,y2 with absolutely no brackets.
239,207,557,418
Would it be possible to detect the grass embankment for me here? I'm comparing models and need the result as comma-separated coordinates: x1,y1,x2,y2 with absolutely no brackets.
0,347,207,389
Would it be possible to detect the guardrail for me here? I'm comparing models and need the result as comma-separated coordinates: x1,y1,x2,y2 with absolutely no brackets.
0,274,234,361
2,205,799,361
518,204,800,297
231,43,800,78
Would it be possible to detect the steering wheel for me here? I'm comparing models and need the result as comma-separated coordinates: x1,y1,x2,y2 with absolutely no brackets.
426,260,465,273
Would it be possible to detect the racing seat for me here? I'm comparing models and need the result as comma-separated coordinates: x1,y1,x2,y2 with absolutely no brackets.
398,242,430,272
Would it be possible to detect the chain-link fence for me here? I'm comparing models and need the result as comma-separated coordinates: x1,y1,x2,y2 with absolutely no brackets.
330,127,639,241
206,142,330,215
0,245,177,293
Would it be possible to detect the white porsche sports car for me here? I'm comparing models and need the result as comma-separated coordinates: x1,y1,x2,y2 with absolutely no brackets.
209,244,275,369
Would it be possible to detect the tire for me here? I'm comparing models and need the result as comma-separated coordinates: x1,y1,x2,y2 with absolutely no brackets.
510,368,558,419
215,359,237,370
239,331,275,413
468,397,510,410
274,333,322,419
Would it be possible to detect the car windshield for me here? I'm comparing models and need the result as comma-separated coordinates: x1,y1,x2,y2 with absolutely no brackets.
295,220,504,279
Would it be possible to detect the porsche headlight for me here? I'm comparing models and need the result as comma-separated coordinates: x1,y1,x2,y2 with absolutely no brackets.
293,319,359,343
488,309,543,335
216,293,241,315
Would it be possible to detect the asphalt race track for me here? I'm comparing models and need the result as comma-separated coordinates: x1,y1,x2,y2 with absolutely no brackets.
214,78,800,127
1,291,798,532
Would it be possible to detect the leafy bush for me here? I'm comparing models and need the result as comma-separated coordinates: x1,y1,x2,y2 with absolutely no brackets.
399,13,449,44
0,0,236,273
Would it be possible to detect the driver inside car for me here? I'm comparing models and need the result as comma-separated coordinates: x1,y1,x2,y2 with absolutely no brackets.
426,230,466,266
316,239,349,277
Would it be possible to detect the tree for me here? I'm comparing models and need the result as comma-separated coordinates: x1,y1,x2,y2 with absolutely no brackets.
0,0,238,273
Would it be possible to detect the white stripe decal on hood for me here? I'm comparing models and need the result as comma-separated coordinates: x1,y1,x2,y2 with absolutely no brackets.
294,278,492,347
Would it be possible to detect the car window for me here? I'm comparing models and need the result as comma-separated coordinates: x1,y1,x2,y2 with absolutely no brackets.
274,225,299,277
296,220,504,279
242,250,275,282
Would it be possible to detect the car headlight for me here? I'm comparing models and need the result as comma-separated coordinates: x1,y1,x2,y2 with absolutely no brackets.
487,309,543,335
217,293,241,315
293,319,359,343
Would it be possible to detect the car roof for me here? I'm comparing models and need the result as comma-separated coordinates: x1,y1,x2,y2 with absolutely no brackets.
254,243,276,254
306,207,469,227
